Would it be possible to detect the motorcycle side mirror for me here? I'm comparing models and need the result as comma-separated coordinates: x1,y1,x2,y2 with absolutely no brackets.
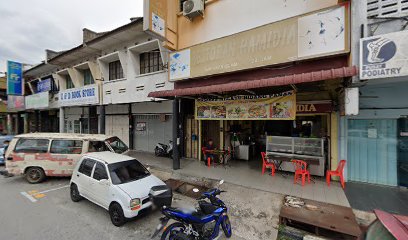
219,180,224,185
193,188,200,193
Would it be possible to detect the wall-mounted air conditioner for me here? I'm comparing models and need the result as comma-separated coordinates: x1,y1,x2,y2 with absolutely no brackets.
183,0,205,21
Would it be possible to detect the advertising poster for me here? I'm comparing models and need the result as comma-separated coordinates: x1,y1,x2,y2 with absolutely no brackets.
7,61,23,95
195,91,296,120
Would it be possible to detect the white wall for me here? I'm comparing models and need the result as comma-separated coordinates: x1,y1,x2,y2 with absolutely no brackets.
131,100,173,114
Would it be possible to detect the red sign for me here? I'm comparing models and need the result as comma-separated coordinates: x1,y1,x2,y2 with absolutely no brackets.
296,103,333,114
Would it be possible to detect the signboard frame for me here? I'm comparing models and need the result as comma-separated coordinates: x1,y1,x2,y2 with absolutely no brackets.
7,61,23,95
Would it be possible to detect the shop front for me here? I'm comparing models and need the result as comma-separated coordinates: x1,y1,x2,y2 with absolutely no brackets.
59,84,99,134
6,95,25,134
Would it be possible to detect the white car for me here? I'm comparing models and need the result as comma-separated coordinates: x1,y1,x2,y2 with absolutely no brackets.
70,151,172,226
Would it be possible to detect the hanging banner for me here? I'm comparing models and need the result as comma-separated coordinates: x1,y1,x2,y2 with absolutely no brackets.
25,92,49,109
195,91,296,120
7,61,23,95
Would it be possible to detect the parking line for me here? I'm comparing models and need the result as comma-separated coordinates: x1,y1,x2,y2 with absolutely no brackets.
20,192,38,203
38,185,69,194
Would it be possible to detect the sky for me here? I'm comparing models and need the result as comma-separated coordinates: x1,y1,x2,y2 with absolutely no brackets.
0,0,144,73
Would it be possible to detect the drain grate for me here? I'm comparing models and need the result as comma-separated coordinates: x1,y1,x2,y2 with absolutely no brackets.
165,179,209,199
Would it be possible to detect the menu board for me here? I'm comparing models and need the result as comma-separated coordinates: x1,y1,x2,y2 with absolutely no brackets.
195,91,296,120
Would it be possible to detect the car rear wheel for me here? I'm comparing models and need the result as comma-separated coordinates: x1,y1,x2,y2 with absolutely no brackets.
70,184,83,202
109,203,126,227
25,167,45,184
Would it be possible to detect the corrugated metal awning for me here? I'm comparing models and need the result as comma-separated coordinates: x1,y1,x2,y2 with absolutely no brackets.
148,66,358,98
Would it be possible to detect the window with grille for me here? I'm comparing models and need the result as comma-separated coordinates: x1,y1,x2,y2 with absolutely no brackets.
109,60,124,80
66,75,74,89
83,69,94,85
367,0,408,18
140,49,164,75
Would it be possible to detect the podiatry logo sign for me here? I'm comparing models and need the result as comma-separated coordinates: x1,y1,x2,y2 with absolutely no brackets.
195,91,296,120
360,31,408,79
7,61,23,95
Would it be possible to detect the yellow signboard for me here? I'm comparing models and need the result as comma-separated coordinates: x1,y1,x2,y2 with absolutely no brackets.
195,91,296,120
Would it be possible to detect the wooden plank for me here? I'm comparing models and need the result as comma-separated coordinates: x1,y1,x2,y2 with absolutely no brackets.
280,197,361,237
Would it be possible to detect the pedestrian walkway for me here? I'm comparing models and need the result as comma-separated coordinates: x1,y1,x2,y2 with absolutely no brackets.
345,181,408,215
128,151,350,207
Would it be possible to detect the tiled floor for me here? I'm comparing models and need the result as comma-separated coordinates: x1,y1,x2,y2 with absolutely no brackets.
129,151,350,207
345,181,408,215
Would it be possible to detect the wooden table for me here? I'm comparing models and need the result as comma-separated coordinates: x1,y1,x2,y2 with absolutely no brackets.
280,197,362,238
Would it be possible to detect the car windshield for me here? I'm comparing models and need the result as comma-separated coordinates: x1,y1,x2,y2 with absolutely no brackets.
108,160,150,185
106,137,128,154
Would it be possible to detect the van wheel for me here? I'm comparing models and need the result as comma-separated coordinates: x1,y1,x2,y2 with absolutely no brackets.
109,203,126,227
70,184,83,202
25,167,45,184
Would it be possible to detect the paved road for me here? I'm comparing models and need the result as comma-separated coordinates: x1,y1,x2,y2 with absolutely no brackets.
0,167,241,240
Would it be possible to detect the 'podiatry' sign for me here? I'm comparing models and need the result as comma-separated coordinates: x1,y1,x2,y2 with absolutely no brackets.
7,61,23,95
59,84,99,107
360,31,408,79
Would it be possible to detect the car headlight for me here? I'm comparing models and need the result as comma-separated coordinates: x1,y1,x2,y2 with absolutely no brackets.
130,198,141,210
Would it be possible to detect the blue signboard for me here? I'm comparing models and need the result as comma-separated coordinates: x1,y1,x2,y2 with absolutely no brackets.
37,78,52,93
7,61,23,95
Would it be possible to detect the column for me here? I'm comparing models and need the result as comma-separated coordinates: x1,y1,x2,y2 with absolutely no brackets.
88,106,91,134
98,105,105,134
172,98,180,170
23,113,29,133
128,104,134,149
7,114,12,135
59,107,65,133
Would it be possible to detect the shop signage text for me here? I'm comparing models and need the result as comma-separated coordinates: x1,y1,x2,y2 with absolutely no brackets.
37,78,52,93
195,91,296,120
360,31,408,79
25,92,49,109
296,103,333,114
170,5,348,81
59,85,99,107
7,61,23,95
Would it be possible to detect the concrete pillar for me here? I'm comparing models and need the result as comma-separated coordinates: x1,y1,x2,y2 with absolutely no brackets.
23,113,29,133
172,98,180,170
88,106,91,134
128,104,134,149
98,105,105,134
59,107,65,133
7,114,12,135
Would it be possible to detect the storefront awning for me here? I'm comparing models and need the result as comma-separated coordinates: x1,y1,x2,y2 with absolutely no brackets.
148,66,358,98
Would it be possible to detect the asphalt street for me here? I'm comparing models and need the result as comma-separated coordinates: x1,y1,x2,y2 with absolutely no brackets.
0,166,240,240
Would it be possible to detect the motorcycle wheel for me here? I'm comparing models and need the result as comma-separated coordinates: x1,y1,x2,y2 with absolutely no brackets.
155,147,164,157
160,222,187,240
222,215,232,238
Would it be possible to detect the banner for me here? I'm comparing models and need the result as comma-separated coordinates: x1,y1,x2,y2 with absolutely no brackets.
7,95,25,111
195,91,296,120
59,84,99,107
37,78,52,93
7,61,23,95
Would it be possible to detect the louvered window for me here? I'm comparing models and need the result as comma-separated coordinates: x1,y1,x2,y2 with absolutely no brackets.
368,0,408,18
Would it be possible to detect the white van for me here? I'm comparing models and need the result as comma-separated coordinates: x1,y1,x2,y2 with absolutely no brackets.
5,133,128,183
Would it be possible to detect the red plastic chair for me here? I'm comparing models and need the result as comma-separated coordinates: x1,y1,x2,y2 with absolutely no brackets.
327,160,346,188
261,152,275,176
202,147,212,168
292,160,310,186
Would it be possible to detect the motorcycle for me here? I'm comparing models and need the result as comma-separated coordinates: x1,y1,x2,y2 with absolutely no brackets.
151,180,232,240
155,140,173,157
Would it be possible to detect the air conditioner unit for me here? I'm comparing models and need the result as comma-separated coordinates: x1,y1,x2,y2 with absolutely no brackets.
183,0,205,21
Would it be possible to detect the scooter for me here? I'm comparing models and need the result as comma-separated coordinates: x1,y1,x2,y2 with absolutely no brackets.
155,140,173,157
151,180,232,240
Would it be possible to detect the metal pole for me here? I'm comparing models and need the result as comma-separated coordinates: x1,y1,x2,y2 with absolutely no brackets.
88,106,91,134
99,105,105,134
172,98,180,170
128,103,134,149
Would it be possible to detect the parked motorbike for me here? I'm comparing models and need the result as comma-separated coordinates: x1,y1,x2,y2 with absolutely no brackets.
155,141,173,157
151,180,232,240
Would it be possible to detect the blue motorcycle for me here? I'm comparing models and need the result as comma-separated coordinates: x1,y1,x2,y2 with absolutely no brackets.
152,180,232,240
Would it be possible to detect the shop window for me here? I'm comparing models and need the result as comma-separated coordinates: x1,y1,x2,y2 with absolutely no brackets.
50,140,83,154
140,49,163,74
78,159,96,177
88,141,110,152
66,75,74,89
15,139,49,153
93,162,108,180
74,120,81,133
83,69,94,85
108,60,124,80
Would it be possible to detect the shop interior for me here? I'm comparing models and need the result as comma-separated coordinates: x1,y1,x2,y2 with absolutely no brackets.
201,114,330,175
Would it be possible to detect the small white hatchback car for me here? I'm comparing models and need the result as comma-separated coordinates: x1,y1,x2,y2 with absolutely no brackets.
70,151,171,226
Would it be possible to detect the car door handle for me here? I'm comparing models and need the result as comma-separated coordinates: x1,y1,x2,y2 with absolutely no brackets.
76,174,80,177
7,157,13,160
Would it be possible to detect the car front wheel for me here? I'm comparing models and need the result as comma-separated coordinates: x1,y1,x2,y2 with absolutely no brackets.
109,203,126,227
